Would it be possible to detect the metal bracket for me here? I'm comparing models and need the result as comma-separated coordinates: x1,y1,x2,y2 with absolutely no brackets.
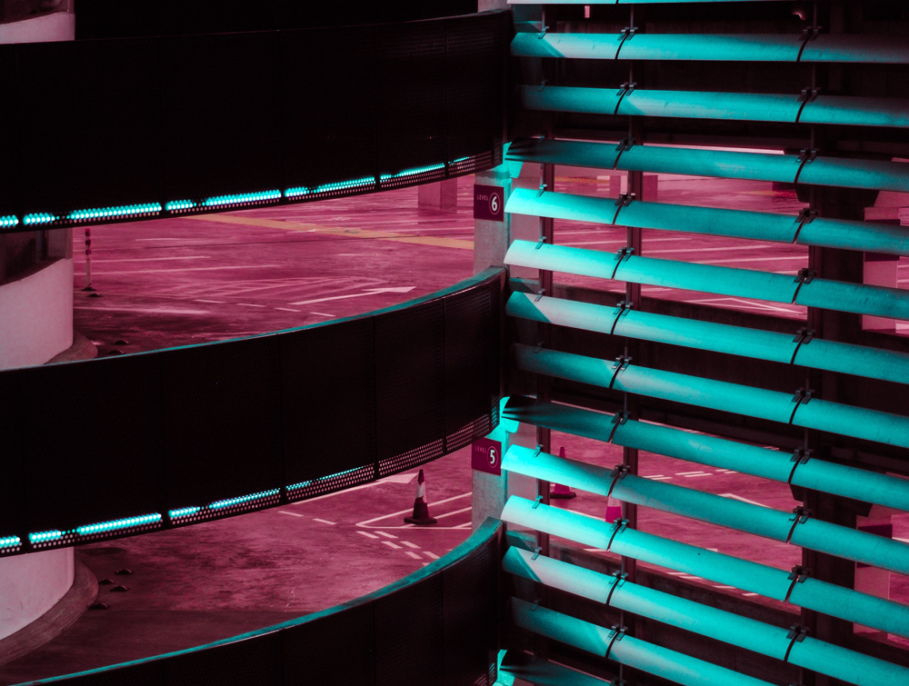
785,506,812,544
537,79,548,93
605,571,628,608
794,148,818,186
792,208,818,243
787,448,813,485
605,518,628,552
532,494,544,510
788,387,814,425
614,25,637,59
533,339,545,354
795,88,821,124
791,267,817,304
537,25,549,39
608,355,632,389
612,137,635,170
613,81,637,115
796,26,822,62
610,246,634,279
535,235,547,250
612,192,635,224
604,625,628,662
609,300,632,335
607,411,630,443
783,565,811,603
534,288,546,302
789,327,815,364
784,624,810,662
533,444,543,458
606,464,630,499
531,546,543,561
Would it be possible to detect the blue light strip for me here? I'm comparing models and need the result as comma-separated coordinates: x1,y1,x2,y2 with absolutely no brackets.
169,506,201,519
29,530,63,544
0,536,20,548
380,162,446,182
0,215,18,229
287,176,376,198
68,203,162,222
210,488,280,511
76,513,161,536
165,199,197,212
23,213,57,226
287,467,362,491
202,190,281,208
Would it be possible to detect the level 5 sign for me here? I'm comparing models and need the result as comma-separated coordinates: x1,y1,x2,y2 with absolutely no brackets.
471,437,502,475
473,185,504,222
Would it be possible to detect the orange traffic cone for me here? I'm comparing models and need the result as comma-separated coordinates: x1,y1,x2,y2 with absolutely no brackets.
404,469,437,525
550,447,577,500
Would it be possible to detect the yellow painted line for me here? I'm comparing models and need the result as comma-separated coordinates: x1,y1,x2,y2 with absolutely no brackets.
186,213,474,250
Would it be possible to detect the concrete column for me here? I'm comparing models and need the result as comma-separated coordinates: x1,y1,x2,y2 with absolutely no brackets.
418,179,458,210
0,548,74,641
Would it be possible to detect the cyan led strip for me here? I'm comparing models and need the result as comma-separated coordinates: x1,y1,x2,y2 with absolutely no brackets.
288,467,363,491
68,203,162,222
0,215,18,229
23,213,57,226
76,513,161,536
29,530,63,544
0,536,20,548
380,162,446,182
165,199,197,212
169,506,201,518
202,190,281,208
210,488,280,511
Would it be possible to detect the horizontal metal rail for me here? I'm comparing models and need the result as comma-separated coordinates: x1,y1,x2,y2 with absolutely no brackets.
502,396,909,513
506,138,909,193
507,292,909,385
505,239,909,322
513,344,909,450
512,32,909,65
509,596,774,686
505,547,909,686
503,444,909,574
520,85,909,129
506,189,909,257
502,496,909,637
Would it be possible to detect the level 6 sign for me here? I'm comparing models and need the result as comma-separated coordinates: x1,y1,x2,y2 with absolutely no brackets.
473,185,504,222
471,437,502,475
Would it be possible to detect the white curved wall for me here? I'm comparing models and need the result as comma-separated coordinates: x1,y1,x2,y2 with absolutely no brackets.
0,549,74,641
0,257,73,370
0,10,75,45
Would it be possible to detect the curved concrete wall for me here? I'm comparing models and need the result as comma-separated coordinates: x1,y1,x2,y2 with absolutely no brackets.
0,10,75,44
0,257,73,370
0,549,74,641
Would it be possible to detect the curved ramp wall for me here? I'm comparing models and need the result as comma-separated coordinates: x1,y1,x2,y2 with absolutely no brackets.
23,518,503,686
0,269,503,557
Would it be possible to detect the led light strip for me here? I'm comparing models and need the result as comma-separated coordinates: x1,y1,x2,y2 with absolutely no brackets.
68,203,162,222
0,535,21,548
0,215,19,229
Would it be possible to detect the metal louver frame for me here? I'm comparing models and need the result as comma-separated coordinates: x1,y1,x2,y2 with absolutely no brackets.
504,547,909,686
501,496,909,638
502,444,909,574
506,138,909,193
512,344,909,450
507,292,909,385
501,395,909,513
505,239,909,322
506,189,909,256
508,597,775,686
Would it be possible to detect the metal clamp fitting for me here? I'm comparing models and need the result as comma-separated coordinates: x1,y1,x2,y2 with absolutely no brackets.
787,447,812,484
791,268,817,304
607,411,629,443
608,355,632,389
610,300,632,335
789,327,815,364
605,571,628,608
605,518,628,552
784,624,809,662
785,506,812,544
610,247,634,279
788,387,814,425
783,565,811,603
604,625,627,662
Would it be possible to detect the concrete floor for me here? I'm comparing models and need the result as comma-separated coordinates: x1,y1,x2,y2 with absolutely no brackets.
3,172,907,683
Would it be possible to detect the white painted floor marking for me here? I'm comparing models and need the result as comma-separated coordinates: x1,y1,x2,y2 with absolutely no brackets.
356,492,471,529
291,286,415,306
405,551,423,560
274,308,300,313
357,531,379,539
313,518,336,525
454,522,472,529
677,471,709,475
401,541,421,549
278,511,304,518
435,506,472,519
382,541,402,550
584,548,606,553
380,473,418,484
680,575,702,580
376,532,398,539
196,299,226,304
423,551,440,560
682,473,712,478
742,593,759,597
720,493,770,508
238,303,267,308
643,475,665,479
687,297,801,315
97,265,279,275
74,306,210,315
713,585,736,589
310,312,335,317
90,256,210,263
